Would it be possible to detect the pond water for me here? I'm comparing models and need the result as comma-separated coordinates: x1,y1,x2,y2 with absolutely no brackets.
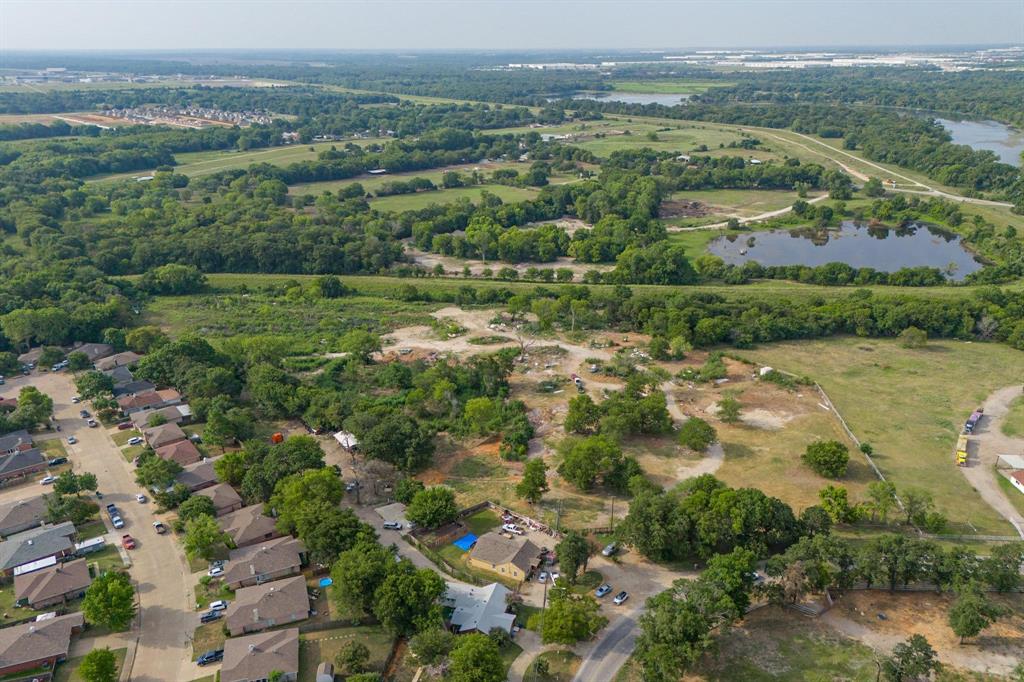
936,118,1024,167
570,92,691,106
707,222,983,280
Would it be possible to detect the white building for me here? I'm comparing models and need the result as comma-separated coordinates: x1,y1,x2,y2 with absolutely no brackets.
442,582,516,635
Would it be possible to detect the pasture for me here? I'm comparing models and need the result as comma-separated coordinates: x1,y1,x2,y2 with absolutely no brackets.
608,79,737,94
369,184,538,212
288,161,511,196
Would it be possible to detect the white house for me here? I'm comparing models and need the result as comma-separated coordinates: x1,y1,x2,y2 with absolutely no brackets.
442,582,516,635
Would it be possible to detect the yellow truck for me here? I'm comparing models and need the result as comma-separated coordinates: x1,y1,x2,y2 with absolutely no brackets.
955,435,969,466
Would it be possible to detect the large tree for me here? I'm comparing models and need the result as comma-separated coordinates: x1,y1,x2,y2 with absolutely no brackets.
269,467,344,535
540,583,607,644
372,562,445,636
182,515,230,561
331,539,397,615
82,572,136,631
446,632,505,682
78,647,118,682
555,531,592,584
948,582,1006,643
405,486,458,529
515,459,548,505
802,440,850,478
881,634,941,682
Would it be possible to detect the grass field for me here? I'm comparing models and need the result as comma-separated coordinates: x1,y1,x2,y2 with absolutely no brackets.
527,649,581,681
574,125,743,158
370,185,539,212
744,337,1024,535
609,80,737,94
996,474,1024,518
53,647,127,682
1001,395,1024,437
288,163,504,196
191,622,226,660
297,624,394,682
668,189,816,219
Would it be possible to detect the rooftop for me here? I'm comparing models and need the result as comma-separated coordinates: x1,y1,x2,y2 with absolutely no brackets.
220,627,299,682
14,558,91,605
224,575,310,633
469,532,540,574
0,522,76,571
0,612,83,671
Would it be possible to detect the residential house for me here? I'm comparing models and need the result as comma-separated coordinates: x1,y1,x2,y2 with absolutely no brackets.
0,612,84,676
14,558,91,609
175,458,218,492
467,533,540,583
220,628,299,682
223,536,305,590
0,430,32,456
196,483,243,516
103,364,135,387
223,575,310,636
112,379,156,397
442,581,515,635
219,505,280,548
0,397,16,413
16,348,46,367
117,388,182,416
142,423,187,450
1009,470,1024,495
0,496,48,538
155,439,203,467
94,351,141,372
0,522,77,575
69,343,114,363
0,448,48,484
130,404,192,429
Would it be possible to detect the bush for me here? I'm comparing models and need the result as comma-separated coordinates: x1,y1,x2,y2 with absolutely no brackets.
802,440,850,478
678,417,717,452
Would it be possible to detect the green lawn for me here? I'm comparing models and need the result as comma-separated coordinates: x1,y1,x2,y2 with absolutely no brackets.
194,577,234,610
1001,395,1024,437
369,185,538,212
526,649,581,682
667,188,821,220
435,543,519,589
463,508,500,536
191,622,227,660
572,124,743,159
288,163,511,196
744,337,1024,535
110,430,137,447
36,438,67,458
76,519,108,541
53,647,127,682
298,624,394,682
996,473,1024,518
88,545,127,574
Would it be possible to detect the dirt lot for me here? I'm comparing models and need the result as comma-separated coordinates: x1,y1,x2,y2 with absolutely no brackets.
658,199,709,219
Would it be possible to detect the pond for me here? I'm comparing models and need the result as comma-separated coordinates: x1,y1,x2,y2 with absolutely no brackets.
570,92,691,106
936,118,1024,167
707,222,983,280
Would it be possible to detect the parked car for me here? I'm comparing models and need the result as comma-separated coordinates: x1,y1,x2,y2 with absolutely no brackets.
208,600,229,611
71,396,80,403
48,457,68,466
595,584,613,598
117,422,133,430
750,571,764,583
95,491,103,499
39,475,57,485
87,419,98,428
79,410,90,418
199,611,222,624
502,524,523,535
111,516,125,529
382,521,402,530
207,565,224,577
602,542,618,557
613,591,629,605
537,571,548,583
66,436,77,445
196,649,224,666
153,521,167,535
121,534,136,550
210,560,225,569
127,436,143,446
549,571,560,582
135,493,147,503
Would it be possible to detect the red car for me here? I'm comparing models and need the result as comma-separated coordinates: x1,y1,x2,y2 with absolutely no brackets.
121,534,136,550
117,422,134,430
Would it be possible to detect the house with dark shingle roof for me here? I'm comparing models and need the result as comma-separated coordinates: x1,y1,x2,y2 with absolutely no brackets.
196,483,243,516
223,536,305,590
14,558,91,609
0,522,77,575
0,612,84,677
220,628,298,682
155,439,202,467
176,458,218,492
224,575,310,636
70,343,114,363
142,423,187,450
130,404,192,429
117,388,182,415
0,430,33,456
0,496,48,538
467,532,540,583
95,351,141,372
219,505,280,549
0,448,48,484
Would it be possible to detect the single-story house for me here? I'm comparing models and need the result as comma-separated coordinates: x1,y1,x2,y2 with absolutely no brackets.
16,348,46,366
130,403,192,429
223,536,305,590
95,351,142,372
0,397,16,413
14,558,91,609
0,522,77,574
175,458,218,492
224,575,311,636
0,448,48,484
0,496,48,538
112,379,156,397
0,430,33,456
103,364,135,387
0,612,84,677
219,505,280,548
155,439,203,467
117,388,182,415
467,533,540,583
142,423,187,450
1009,470,1024,495
220,627,299,682
196,483,243,516
69,343,114,363
443,581,516,635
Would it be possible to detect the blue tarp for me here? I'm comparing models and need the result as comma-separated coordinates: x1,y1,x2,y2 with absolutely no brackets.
319,577,333,588
452,533,478,551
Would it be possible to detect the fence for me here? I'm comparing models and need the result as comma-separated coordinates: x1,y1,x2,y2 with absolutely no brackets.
402,534,485,586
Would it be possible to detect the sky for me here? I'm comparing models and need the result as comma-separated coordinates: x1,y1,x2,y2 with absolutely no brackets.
1,0,1022,52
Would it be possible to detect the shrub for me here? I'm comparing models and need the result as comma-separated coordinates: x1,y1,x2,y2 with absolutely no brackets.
678,417,717,452
802,440,850,478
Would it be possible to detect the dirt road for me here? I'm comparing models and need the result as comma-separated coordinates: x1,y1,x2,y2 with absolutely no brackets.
667,192,830,233
1,371,197,682
961,385,1024,538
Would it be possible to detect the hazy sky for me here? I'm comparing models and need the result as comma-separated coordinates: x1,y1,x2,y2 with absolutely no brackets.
2,0,1022,52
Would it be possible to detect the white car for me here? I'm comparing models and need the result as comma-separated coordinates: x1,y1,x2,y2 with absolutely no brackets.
382,521,402,530
127,436,143,446
208,566,224,578
613,591,629,605
67,436,77,445
208,600,229,611
111,516,125,529
39,475,57,485
501,523,523,535
537,571,548,583
71,396,81,404
135,493,147,503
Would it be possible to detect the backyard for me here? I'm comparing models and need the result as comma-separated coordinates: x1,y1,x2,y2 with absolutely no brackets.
297,624,394,682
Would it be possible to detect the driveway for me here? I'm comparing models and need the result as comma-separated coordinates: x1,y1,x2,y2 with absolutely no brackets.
962,385,1024,538
1,371,197,681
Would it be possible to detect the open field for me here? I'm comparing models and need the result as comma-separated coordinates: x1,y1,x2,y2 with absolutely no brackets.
573,124,744,158
287,161,511,195
0,78,289,93
370,185,539,212
1000,395,1024,437
668,188,818,219
609,80,737,94
744,337,1024,535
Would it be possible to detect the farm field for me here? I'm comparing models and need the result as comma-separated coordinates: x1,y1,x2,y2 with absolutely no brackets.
573,124,744,158
744,337,1024,536
287,161,511,195
370,184,539,211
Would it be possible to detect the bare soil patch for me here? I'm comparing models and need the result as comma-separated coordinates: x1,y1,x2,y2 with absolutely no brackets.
658,200,709,219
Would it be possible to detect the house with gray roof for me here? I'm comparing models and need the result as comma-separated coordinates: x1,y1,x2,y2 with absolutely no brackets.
196,483,243,516
223,536,305,590
219,505,280,548
0,496,48,538
70,343,114,363
0,522,77,575
224,575,310,636
443,581,516,635
14,558,91,609
175,458,218,492
0,430,32,456
142,422,187,450
220,627,299,682
95,351,141,372
467,533,540,583
0,612,84,677
0,448,48,483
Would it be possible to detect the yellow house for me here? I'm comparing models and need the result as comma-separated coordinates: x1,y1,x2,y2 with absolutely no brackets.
468,533,540,582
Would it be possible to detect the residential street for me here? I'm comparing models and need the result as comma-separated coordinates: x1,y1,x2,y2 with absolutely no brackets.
1,371,199,682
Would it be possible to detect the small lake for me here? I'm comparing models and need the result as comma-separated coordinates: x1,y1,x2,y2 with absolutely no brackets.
936,118,1024,167
569,92,691,106
707,222,983,280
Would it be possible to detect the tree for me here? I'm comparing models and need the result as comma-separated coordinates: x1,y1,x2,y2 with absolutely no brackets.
299,505,376,566
982,542,1024,592
898,326,928,349
902,488,934,526
678,417,717,452
702,548,757,612
881,634,941,682
779,561,810,605
395,477,425,505
339,329,382,363
799,505,833,536
819,485,858,523
716,397,741,424
82,572,136,631
331,539,397,614
564,394,600,434
372,563,445,636
357,411,436,472
182,515,230,560
866,481,897,523
447,632,505,682
463,397,498,435
540,582,607,644
45,492,98,526
557,435,624,491
516,459,548,504
409,628,455,665
213,450,247,486
134,453,182,490
802,440,850,478
78,647,118,682
269,467,344,535
75,371,114,399
555,531,592,584
67,351,91,372
335,641,370,675
405,486,458,529
863,177,886,197
176,495,216,524
54,470,98,495
948,582,1006,643
125,326,168,353
13,386,53,427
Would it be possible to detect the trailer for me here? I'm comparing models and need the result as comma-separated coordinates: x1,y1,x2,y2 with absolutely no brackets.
964,408,984,434
955,434,969,466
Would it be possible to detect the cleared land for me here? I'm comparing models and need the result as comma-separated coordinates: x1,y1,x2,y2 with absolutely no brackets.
1000,395,1024,437
288,161,510,195
744,337,1024,536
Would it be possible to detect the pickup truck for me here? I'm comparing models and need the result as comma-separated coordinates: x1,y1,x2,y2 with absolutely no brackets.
105,503,119,518
121,534,136,550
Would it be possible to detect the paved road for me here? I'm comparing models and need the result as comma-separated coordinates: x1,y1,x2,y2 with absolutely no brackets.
962,385,1024,538
1,371,198,681
572,610,641,682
